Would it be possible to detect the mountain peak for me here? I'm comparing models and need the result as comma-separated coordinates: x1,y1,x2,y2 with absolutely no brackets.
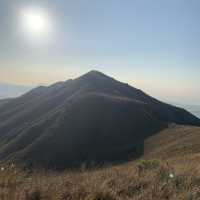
84,70,107,77
77,70,114,82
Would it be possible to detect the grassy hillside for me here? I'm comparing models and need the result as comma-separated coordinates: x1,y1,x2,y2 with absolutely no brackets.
0,125,200,200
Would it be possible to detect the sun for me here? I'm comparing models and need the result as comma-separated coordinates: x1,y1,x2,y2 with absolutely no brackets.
21,7,51,38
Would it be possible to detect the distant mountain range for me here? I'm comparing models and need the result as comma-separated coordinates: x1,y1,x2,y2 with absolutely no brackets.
0,82,33,99
0,71,199,169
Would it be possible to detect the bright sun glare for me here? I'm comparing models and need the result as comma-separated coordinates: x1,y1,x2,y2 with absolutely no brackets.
21,8,51,38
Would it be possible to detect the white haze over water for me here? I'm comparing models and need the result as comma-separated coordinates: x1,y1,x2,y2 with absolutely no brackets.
172,102,200,119
183,105,200,119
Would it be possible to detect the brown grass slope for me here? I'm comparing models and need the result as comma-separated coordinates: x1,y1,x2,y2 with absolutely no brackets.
0,125,200,200
0,71,199,168
144,125,200,162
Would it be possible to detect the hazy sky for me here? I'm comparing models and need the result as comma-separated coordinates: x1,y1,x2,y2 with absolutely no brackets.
0,0,200,104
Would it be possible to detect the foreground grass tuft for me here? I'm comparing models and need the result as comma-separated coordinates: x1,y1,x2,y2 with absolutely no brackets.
137,159,160,173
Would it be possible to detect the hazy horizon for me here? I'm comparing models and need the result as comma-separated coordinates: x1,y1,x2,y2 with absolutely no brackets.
0,0,200,105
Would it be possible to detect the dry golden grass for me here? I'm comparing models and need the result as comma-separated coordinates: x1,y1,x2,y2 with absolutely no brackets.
0,125,200,200
1,159,200,200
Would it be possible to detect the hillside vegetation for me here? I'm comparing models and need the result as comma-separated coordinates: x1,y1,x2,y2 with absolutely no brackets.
0,125,200,200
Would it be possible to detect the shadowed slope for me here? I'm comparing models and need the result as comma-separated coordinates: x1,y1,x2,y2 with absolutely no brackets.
0,93,163,168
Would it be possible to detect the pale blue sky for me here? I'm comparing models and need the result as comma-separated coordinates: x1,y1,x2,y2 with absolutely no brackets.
0,0,199,104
